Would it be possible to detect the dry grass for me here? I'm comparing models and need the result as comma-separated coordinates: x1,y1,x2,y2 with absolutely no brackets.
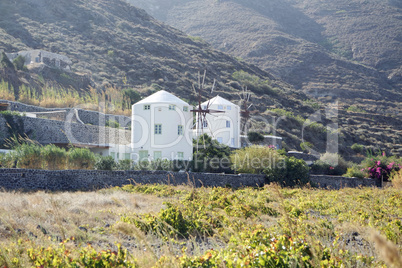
391,169,402,189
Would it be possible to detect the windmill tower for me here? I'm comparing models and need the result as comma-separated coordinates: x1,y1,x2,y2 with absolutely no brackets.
240,86,253,134
191,71,224,151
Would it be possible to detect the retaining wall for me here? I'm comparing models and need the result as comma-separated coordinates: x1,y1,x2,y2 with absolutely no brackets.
0,169,380,192
310,175,377,189
0,169,265,191
2,100,131,127
0,114,130,145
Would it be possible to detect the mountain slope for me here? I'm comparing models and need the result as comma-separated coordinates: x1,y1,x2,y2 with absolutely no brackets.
127,0,402,104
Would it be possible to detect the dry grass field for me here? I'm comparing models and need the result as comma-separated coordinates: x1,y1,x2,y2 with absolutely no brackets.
0,183,401,267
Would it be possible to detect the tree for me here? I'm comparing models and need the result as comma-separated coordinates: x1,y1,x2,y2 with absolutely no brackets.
13,55,27,71
0,52,14,69
247,132,264,143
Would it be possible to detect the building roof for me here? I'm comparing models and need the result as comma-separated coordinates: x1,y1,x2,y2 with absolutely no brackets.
135,90,189,105
202,95,238,107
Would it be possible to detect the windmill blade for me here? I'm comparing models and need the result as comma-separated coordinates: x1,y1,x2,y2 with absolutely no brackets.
211,79,216,94
198,71,201,91
192,84,197,94
201,70,206,88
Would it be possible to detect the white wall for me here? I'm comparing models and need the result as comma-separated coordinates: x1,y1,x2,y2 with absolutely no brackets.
196,100,241,148
131,102,193,163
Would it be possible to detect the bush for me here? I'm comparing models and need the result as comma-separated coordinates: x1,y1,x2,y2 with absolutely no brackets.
13,55,27,71
247,132,264,143
230,145,283,174
95,155,117,170
361,152,401,181
193,134,231,173
0,52,14,69
264,156,310,187
344,166,365,179
42,144,67,170
67,148,96,170
117,159,133,170
351,143,364,153
300,142,313,153
310,153,349,175
390,169,402,189
14,142,43,169
105,120,120,128
0,152,15,168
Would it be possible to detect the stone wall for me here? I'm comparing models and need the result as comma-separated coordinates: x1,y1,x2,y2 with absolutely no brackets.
0,169,265,191
0,169,380,192
2,101,131,127
0,114,131,146
310,175,377,189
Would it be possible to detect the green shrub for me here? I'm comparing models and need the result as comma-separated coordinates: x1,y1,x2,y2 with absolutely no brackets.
67,148,96,170
247,131,264,143
351,143,364,153
193,134,231,173
95,155,116,170
14,142,43,169
0,52,14,69
105,120,120,128
42,144,67,170
0,152,15,168
13,55,27,71
116,159,133,170
300,141,313,153
311,153,349,175
264,156,310,187
344,166,365,179
230,145,283,174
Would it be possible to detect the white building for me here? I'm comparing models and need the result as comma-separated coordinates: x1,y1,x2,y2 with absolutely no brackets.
131,90,193,163
195,96,241,148
5,50,72,71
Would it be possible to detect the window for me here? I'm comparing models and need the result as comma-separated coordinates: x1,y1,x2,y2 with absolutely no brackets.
231,138,235,147
144,105,150,110
110,152,116,159
154,151,162,160
227,106,231,110
124,153,131,160
203,120,208,128
177,152,184,160
217,137,223,144
183,106,188,112
154,124,162,134
139,150,148,161
169,105,175,110
117,153,120,160
202,105,207,110
226,120,231,128
178,125,183,135
218,105,224,110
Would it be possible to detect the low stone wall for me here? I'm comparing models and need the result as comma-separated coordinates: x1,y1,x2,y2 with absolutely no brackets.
0,169,265,191
310,175,377,189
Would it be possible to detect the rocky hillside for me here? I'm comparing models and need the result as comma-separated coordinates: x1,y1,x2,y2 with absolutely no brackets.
0,0,401,157
127,0,402,102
